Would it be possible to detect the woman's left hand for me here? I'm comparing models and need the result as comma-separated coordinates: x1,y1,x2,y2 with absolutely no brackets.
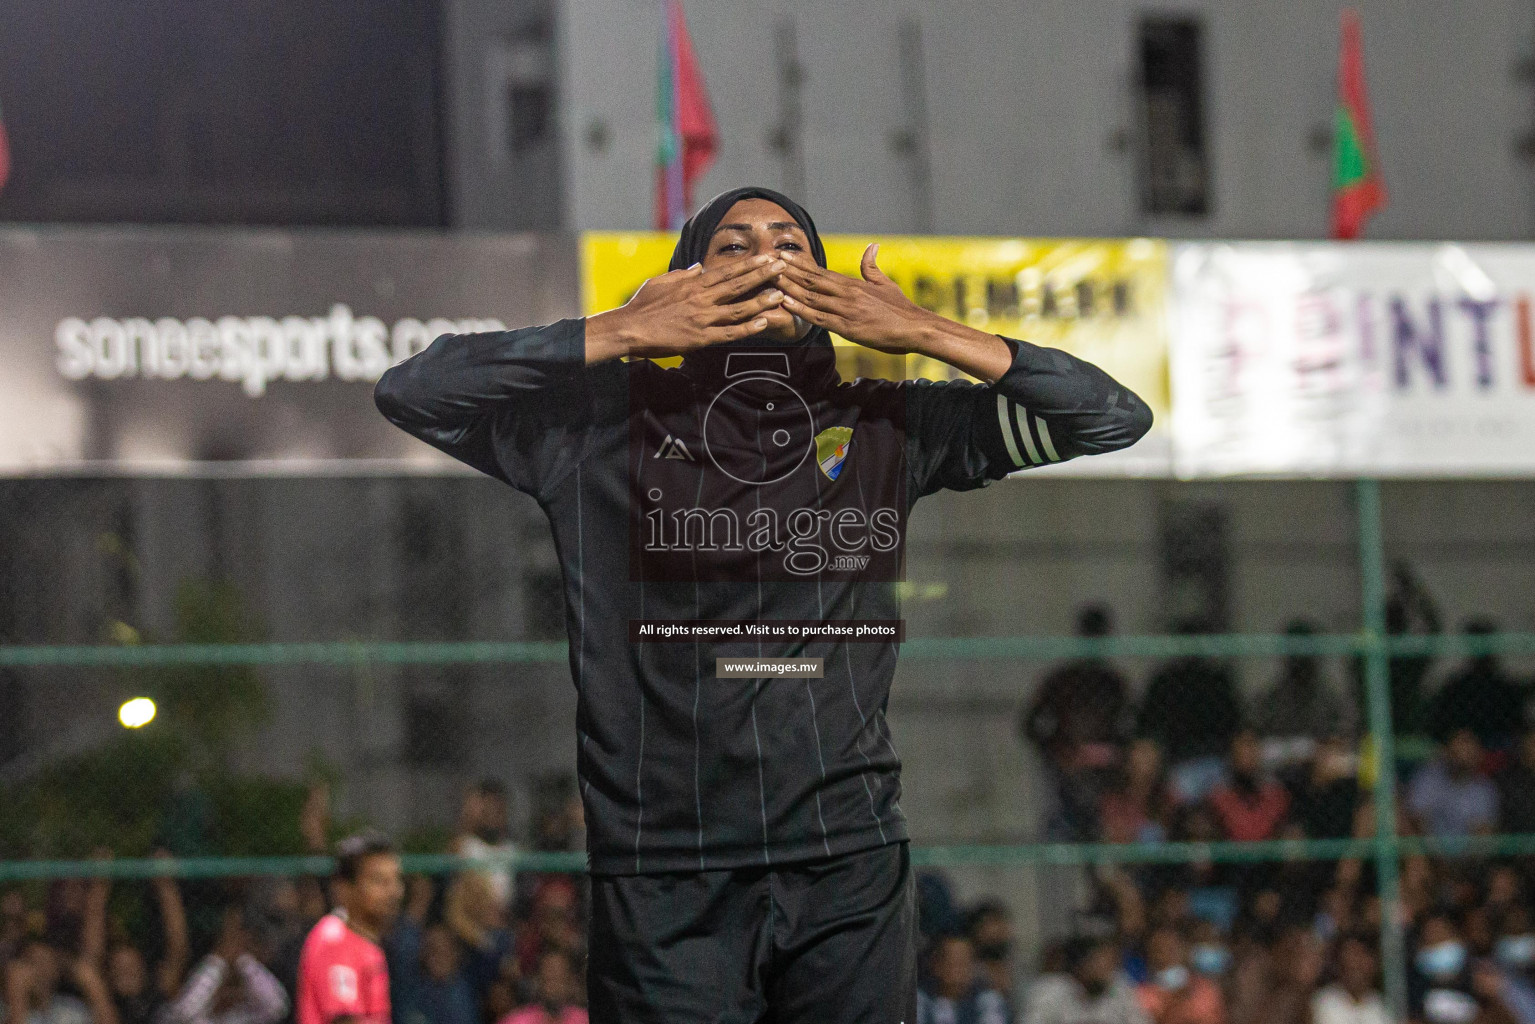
776,246,939,355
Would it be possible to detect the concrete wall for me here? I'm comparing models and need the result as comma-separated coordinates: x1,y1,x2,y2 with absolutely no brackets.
541,0,1535,240
443,0,565,229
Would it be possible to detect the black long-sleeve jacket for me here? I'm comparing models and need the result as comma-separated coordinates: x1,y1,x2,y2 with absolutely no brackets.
375,319,1151,874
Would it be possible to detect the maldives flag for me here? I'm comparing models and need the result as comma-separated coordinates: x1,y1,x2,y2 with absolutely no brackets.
1331,8,1386,239
0,97,11,196
655,0,717,230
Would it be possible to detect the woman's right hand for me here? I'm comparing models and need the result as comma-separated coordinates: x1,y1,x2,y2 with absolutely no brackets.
585,254,788,363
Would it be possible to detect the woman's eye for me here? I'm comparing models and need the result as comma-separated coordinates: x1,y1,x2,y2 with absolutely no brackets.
718,243,745,254
777,242,802,251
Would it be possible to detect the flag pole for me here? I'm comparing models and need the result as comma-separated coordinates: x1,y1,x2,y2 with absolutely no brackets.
663,1,685,229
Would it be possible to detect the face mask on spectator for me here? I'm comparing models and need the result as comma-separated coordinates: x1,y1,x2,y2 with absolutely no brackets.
1231,769,1259,794
975,939,1013,962
1415,941,1467,979
1496,935,1535,970
1155,965,1190,991
1080,978,1109,999
1191,944,1231,976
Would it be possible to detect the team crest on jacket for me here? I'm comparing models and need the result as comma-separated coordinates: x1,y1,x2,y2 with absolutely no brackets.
815,426,854,480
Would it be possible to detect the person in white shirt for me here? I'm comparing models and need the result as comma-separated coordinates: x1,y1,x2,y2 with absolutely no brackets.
158,908,287,1024
1023,936,1149,1024
1313,934,1391,1024
453,781,517,914
917,935,1008,1024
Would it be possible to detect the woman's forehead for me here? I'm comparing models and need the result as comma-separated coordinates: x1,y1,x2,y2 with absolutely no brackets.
716,198,802,231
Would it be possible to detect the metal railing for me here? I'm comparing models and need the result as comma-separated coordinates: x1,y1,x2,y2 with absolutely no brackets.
6,479,1535,1016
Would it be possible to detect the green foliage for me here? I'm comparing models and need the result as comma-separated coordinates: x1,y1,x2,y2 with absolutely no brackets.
398,824,455,855
203,774,310,856
0,729,186,859
0,576,337,860
124,578,272,770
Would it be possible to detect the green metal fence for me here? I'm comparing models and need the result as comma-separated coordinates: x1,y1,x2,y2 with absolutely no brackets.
5,478,1535,1017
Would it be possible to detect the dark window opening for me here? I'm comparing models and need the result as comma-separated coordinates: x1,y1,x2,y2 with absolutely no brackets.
1157,498,1229,630
508,83,553,153
1137,16,1210,216
405,692,462,767
488,24,556,164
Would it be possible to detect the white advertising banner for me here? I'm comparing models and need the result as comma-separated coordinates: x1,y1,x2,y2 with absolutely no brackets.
1171,242,1535,477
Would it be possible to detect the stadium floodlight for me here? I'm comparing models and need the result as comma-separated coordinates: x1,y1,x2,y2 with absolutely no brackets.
118,697,156,729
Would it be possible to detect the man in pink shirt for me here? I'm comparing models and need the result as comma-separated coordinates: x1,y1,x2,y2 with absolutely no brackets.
296,834,404,1024
1208,731,1290,843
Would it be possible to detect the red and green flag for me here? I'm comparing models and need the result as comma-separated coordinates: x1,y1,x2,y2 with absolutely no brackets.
655,0,717,230
1331,8,1386,239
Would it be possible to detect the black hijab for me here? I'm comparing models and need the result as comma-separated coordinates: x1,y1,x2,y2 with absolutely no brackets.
669,187,839,391
668,185,829,271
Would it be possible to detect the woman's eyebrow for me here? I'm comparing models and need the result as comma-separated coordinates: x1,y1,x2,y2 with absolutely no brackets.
709,221,803,237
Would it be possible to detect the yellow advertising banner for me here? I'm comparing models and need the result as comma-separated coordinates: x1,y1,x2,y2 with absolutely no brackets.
582,232,1170,419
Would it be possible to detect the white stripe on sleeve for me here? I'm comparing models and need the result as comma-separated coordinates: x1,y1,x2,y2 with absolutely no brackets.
1014,404,1042,464
996,394,1025,467
1035,416,1060,462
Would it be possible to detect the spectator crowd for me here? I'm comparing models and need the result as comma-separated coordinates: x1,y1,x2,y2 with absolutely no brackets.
7,567,1535,1024
906,574,1535,1024
0,781,589,1024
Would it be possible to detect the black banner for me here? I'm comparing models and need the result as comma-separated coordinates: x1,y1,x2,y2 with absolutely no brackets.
0,228,578,473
